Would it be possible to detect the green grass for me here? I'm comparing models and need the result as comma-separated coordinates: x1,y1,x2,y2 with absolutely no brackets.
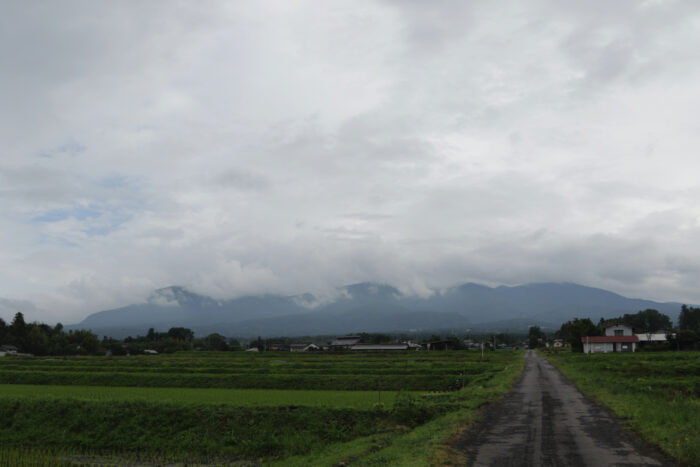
0,350,526,465
544,350,700,466
0,384,417,409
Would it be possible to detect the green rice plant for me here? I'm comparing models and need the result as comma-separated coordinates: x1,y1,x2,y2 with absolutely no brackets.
0,384,418,409
0,350,526,465
0,399,396,461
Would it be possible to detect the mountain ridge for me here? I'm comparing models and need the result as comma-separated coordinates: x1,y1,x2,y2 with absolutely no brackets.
69,282,688,338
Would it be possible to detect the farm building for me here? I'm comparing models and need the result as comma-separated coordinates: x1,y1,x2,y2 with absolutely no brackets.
330,336,361,350
582,324,638,353
635,332,671,343
349,343,416,351
290,343,320,352
546,339,569,349
0,344,18,355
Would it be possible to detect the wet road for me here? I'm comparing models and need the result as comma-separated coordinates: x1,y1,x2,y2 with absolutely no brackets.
456,350,673,466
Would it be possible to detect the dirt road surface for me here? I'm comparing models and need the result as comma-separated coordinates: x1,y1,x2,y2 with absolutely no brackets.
456,350,674,466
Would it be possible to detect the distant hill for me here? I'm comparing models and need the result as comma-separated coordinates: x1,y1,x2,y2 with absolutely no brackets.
69,282,686,338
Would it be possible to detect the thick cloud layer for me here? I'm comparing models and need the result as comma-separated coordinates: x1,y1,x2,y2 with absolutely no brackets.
2,0,700,323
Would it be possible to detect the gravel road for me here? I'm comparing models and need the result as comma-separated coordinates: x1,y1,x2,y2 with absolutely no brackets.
455,350,674,466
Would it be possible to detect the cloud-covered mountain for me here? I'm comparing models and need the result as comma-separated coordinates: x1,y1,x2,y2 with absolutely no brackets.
70,282,686,338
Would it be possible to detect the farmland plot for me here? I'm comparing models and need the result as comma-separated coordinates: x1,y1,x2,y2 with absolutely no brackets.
0,350,524,465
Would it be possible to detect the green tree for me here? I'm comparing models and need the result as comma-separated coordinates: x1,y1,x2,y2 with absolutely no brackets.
621,309,672,334
167,327,194,342
25,325,50,355
202,333,229,351
678,305,700,333
558,318,600,353
667,329,699,351
68,329,100,355
528,326,545,349
9,312,27,349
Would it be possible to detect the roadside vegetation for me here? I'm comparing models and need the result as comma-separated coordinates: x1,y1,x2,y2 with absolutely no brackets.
0,350,524,465
544,351,700,465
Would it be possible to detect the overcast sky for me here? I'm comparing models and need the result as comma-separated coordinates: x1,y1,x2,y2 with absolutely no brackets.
2,0,700,324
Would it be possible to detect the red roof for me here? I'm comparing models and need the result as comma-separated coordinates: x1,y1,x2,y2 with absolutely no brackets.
580,336,639,343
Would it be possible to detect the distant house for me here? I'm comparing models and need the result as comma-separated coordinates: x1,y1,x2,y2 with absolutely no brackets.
290,343,319,352
551,339,567,349
0,345,18,355
267,343,288,351
330,336,361,350
350,343,410,351
406,341,423,351
582,324,638,353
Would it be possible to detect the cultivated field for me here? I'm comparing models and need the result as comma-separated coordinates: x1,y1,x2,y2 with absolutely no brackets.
0,350,524,466
545,351,700,466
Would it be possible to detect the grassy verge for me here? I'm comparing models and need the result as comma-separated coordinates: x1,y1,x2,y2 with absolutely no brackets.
274,352,526,466
544,351,700,466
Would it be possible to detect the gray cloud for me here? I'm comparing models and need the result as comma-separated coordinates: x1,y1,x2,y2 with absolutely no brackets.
0,298,41,323
2,1,700,323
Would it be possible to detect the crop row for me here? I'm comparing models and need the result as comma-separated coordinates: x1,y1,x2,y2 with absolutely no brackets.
0,350,511,364
0,399,423,461
0,363,496,377
0,384,419,408
0,369,478,391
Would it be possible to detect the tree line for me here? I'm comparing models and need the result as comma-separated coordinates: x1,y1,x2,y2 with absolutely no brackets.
0,312,242,356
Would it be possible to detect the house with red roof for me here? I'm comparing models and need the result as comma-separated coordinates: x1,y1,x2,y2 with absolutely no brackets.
582,324,638,354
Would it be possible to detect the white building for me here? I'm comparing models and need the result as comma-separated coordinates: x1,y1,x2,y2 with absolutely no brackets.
635,332,671,343
582,324,638,353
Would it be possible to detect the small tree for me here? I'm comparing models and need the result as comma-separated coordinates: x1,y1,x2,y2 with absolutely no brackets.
528,326,545,349
679,305,700,333
202,333,229,351
558,318,600,352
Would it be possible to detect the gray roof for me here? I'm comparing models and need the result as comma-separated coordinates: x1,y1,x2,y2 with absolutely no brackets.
350,344,409,351
330,336,361,346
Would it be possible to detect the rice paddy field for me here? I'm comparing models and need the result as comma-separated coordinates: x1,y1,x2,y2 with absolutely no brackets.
544,350,700,466
0,350,525,466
